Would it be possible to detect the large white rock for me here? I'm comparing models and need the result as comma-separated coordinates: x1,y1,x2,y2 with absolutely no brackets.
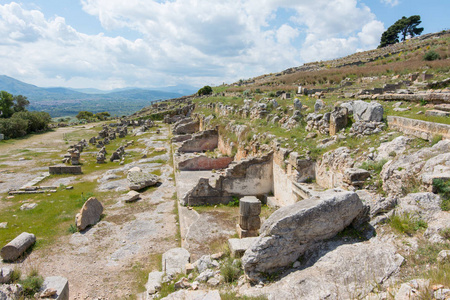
242,190,363,280
75,197,103,231
353,100,384,122
127,171,158,191
240,238,404,300
162,248,190,276
161,290,221,300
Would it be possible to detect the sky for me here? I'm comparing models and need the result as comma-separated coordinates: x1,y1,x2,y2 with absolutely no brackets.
0,0,448,90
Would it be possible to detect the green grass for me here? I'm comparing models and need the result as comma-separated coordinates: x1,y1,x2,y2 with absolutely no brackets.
221,258,242,283
0,180,98,248
389,213,428,236
432,178,450,211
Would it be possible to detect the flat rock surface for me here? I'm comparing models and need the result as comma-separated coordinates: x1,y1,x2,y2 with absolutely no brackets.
241,238,404,300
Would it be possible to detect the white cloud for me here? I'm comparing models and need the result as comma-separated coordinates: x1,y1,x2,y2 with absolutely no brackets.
0,1,386,89
380,0,400,7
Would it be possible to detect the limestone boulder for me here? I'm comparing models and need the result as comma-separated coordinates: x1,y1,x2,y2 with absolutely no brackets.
240,238,404,300
162,248,190,276
424,211,450,243
145,271,163,295
396,192,442,221
122,190,141,202
75,197,103,231
127,171,158,191
352,100,384,122
242,190,364,280
0,268,13,284
375,136,411,161
161,290,221,300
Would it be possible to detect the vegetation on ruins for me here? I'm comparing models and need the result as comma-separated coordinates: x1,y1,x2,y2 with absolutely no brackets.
0,90,51,139
197,85,213,96
379,15,424,48
75,110,111,121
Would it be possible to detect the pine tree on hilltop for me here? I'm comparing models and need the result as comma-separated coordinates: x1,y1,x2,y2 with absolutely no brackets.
379,15,424,48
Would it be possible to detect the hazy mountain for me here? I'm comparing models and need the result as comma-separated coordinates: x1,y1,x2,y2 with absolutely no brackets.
0,75,186,117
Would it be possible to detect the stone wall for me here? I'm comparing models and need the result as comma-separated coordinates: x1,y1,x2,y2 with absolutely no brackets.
388,116,450,141
218,154,273,196
49,165,82,175
178,130,218,153
178,156,233,171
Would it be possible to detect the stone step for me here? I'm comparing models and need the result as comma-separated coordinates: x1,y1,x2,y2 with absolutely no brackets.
425,109,450,117
435,104,450,112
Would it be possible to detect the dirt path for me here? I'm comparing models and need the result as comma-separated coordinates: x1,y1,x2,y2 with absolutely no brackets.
0,124,179,299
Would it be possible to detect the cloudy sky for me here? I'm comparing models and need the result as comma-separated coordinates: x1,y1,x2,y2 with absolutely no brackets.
0,0,448,90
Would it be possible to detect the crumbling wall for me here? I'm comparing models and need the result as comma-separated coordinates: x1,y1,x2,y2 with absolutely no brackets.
178,156,233,171
178,130,218,153
217,154,273,196
388,116,450,141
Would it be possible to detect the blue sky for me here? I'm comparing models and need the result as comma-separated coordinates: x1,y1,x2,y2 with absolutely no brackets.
0,0,448,90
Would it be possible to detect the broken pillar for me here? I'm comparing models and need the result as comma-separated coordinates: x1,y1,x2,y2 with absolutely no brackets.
237,196,261,238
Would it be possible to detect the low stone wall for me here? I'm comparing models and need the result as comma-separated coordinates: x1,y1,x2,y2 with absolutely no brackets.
388,116,450,141
372,93,450,103
49,165,82,175
178,156,233,171
178,130,218,153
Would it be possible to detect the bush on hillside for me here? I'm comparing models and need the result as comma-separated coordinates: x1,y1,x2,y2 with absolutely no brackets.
0,117,28,138
424,50,440,61
197,85,213,96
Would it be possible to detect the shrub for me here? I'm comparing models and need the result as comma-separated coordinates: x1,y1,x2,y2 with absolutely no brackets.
197,85,213,96
432,178,450,211
221,258,242,283
20,272,44,297
0,117,28,138
12,111,51,133
423,50,440,61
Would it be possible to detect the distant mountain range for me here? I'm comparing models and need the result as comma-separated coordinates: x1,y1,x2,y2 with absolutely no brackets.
0,75,198,117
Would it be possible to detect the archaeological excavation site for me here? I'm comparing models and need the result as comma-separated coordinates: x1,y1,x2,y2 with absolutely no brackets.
1,31,450,300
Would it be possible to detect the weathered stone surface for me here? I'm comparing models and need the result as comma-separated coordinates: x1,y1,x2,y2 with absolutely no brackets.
426,109,450,117
343,168,370,185
381,140,450,196
396,192,442,222
388,116,450,141
316,147,354,189
329,106,348,135
242,190,363,279
174,121,200,135
228,237,259,258
239,216,261,231
0,284,22,299
437,250,450,263
180,178,230,206
424,211,450,243
239,196,261,216
122,190,141,202
1,232,36,261
193,255,219,273
314,99,324,112
376,136,411,161
127,171,158,191
39,276,69,300
75,197,103,231
178,130,218,153
145,271,163,295
241,239,404,300
49,165,82,175
161,289,221,300
356,190,397,218
162,248,190,276
178,156,233,171
293,98,302,110
0,268,12,284
353,100,384,122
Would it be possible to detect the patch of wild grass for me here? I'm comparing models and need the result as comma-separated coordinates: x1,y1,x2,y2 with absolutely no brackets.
389,213,427,236
432,178,450,211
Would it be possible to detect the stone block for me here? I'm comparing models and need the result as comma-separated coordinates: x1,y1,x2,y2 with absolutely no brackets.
40,276,69,300
75,197,103,231
145,271,163,295
162,248,190,276
239,216,261,231
239,196,261,216
49,165,82,175
237,224,258,238
228,237,259,258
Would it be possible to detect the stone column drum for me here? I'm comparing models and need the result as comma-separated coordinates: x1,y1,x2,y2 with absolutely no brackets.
1,232,36,261
237,196,261,238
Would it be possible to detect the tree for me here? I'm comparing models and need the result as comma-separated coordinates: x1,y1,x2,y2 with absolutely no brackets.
197,85,213,96
76,111,94,120
379,15,424,48
0,91,14,118
94,111,110,121
13,95,30,112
